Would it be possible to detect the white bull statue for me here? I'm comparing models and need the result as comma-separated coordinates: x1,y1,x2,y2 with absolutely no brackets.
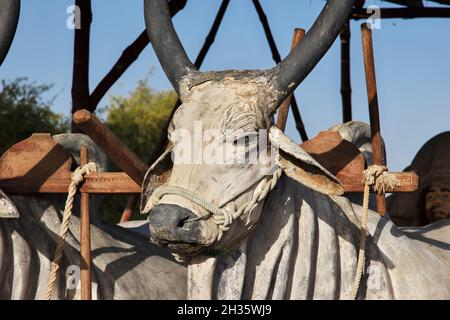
0,134,186,300
139,0,450,300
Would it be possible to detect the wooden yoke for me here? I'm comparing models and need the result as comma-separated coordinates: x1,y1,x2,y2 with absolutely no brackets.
300,131,418,193
0,133,141,194
73,109,148,185
361,24,387,214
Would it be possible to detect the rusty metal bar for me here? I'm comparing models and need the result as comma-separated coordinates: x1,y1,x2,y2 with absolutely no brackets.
80,144,91,300
276,28,305,132
340,20,352,123
73,110,148,185
361,24,386,215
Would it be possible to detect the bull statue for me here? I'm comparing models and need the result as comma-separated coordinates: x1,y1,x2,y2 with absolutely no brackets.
0,134,187,299
141,0,450,299
0,2,186,298
388,132,450,226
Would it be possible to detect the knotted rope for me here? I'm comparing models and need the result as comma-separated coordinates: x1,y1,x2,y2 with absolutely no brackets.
45,162,97,300
148,168,282,259
350,164,399,300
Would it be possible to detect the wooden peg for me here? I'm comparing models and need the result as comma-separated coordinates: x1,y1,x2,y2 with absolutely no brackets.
80,144,92,300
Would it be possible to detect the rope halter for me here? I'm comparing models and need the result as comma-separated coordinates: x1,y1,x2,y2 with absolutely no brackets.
148,168,283,243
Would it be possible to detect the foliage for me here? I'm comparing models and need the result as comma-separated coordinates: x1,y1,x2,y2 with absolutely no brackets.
0,78,69,154
99,79,177,223
0,77,175,224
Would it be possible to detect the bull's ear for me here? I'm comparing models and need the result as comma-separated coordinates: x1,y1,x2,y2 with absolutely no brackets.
140,146,174,215
0,189,19,218
269,126,344,196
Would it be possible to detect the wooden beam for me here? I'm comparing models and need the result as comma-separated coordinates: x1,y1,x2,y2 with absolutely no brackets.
340,20,352,123
0,171,416,195
71,0,92,131
385,0,423,7
341,172,418,193
361,24,386,215
0,172,141,194
73,110,148,185
352,7,450,20
80,144,91,300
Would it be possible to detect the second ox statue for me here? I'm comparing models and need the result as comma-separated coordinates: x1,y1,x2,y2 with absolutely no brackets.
140,0,450,299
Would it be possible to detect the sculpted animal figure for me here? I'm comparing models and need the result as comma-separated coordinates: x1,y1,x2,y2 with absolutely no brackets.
0,0,186,300
141,0,450,299
0,135,186,299
388,132,450,226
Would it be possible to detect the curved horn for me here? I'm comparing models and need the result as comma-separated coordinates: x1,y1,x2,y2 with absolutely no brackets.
271,0,355,108
144,0,198,94
0,0,20,66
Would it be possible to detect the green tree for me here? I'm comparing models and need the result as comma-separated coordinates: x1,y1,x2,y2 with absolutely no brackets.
0,78,69,154
103,79,176,160
99,79,177,223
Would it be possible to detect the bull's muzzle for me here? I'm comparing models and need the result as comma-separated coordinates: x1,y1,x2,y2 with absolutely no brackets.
148,204,205,254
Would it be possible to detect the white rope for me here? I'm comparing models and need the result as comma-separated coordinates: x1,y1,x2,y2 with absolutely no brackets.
350,165,399,300
149,168,282,243
45,162,97,300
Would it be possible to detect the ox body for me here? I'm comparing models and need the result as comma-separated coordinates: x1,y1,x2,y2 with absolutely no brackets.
141,0,450,299
0,135,186,299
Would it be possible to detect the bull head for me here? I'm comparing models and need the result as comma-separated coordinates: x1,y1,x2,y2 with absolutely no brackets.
141,0,355,258
0,0,20,66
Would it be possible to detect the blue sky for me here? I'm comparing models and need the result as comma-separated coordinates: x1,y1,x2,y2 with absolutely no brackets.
1,0,449,171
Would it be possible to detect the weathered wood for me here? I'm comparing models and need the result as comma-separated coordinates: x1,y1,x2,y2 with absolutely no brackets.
120,196,137,223
276,28,305,132
0,133,73,180
0,172,141,194
340,20,352,123
80,144,91,300
72,110,148,185
361,24,386,215
300,131,419,193
71,0,92,131
0,163,416,195
341,172,419,193
300,131,365,181
352,7,450,20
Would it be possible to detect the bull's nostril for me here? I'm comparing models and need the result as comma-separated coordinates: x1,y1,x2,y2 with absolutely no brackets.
177,216,189,229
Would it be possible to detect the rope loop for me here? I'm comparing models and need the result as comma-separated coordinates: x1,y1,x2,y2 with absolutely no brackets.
350,164,399,300
45,162,97,300
363,164,399,194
